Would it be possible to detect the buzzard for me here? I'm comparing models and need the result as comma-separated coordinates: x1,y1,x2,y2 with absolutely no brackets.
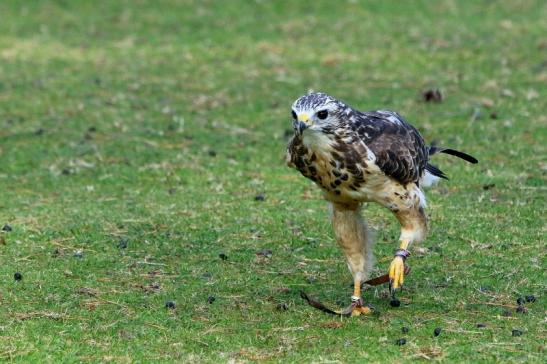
286,92,477,316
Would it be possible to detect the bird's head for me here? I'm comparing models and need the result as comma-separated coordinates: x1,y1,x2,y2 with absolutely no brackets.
291,92,349,135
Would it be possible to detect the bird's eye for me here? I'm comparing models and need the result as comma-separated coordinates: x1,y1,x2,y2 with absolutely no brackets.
317,110,328,120
291,110,297,120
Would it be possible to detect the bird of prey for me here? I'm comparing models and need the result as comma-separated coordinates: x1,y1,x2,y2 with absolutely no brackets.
286,92,477,316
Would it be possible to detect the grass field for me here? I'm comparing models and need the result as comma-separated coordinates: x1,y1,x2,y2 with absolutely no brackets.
0,0,545,362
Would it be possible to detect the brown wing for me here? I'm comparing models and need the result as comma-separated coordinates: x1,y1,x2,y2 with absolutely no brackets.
351,110,428,185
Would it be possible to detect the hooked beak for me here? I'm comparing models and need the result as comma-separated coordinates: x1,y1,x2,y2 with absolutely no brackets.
293,114,311,134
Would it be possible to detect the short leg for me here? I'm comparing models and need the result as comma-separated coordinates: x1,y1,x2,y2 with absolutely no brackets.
331,202,375,315
389,205,427,291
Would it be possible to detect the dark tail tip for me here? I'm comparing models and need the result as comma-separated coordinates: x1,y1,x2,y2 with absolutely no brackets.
440,149,478,164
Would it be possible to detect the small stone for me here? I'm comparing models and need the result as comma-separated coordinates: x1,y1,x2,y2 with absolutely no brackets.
254,194,265,201
516,305,527,314
390,298,401,307
401,326,409,334
525,295,536,303
2,224,12,232
207,296,216,304
14,272,22,281
276,303,288,311
434,327,442,337
476,323,487,328
395,338,406,346
218,253,228,261
512,329,523,337
73,250,83,258
165,301,176,309
117,238,128,249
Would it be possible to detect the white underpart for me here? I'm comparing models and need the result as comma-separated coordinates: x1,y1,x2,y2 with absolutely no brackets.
420,171,440,188
414,172,441,209
415,187,427,208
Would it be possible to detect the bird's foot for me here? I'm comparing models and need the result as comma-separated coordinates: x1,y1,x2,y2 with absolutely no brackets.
351,305,373,316
389,249,410,293
348,296,373,316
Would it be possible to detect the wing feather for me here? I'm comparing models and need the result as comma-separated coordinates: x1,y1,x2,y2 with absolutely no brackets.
350,111,427,184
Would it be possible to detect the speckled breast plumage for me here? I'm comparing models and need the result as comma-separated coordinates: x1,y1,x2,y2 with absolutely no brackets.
287,132,372,199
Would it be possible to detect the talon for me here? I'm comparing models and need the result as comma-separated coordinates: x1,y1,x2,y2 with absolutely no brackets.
351,304,373,316
388,256,406,292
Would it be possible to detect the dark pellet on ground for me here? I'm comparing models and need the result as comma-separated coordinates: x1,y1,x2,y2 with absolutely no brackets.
422,88,443,103
207,296,216,304
62,168,71,175
2,224,12,232
483,183,496,190
476,323,487,328
525,295,536,303
118,238,128,249
512,329,523,337
276,303,288,311
254,194,265,201
516,297,524,305
434,327,442,337
208,150,217,157
88,126,97,132
35,128,45,135
14,272,22,281
395,338,406,346
218,253,228,261
390,298,401,307
490,111,498,119
165,301,176,309
402,326,409,334
516,305,527,314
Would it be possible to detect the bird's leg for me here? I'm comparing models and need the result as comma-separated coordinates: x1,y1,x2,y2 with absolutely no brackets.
389,206,427,293
350,276,372,316
331,202,375,316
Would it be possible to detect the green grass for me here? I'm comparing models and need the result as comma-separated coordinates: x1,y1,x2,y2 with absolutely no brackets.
0,0,545,362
